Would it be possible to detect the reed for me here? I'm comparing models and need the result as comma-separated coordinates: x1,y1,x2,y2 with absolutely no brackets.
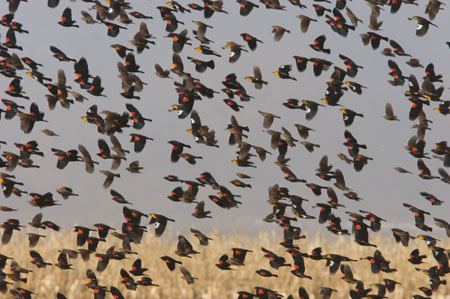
1,229,448,298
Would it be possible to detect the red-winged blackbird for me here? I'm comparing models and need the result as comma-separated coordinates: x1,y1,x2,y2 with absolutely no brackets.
160,256,182,271
6,77,28,99
293,56,309,73
55,251,74,270
165,13,184,32
111,43,134,58
343,130,367,158
256,268,277,277
51,148,81,169
94,223,115,239
120,269,137,290
310,35,330,54
420,191,444,205
29,250,51,268
50,45,75,62
417,159,438,180
240,32,262,50
190,228,212,246
309,57,333,77
3,28,22,50
168,140,191,162
130,134,153,153
59,7,78,28
237,0,259,16
216,254,234,270
261,247,291,269
175,235,200,257
74,226,95,247
360,32,388,50
312,4,331,17
192,201,212,218
168,29,192,53
187,56,215,73
229,248,252,266
389,39,411,57
223,99,244,112
409,249,427,264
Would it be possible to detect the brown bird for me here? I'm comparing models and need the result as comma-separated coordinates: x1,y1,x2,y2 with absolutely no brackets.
299,141,320,153
406,58,424,68
154,63,171,79
56,187,78,200
129,25,155,54
41,129,59,136
258,111,280,129
391,228,415,247
179,266,198,284
27,233,46,248
192,20,213,44
394,167,412,174
81,10,99,24
100,171,120,188
296,15,317,33
346,7,363,27
126,161,143,173
294,124,315,139
426,0,444,20
272,25,290,41
384,103,399,121
78,144,98,174
369,11,383,31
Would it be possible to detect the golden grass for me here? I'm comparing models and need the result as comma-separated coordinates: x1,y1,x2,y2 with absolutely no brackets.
1,229,449,298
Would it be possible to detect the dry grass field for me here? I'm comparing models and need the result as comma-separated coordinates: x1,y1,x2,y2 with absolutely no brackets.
0,229,448,299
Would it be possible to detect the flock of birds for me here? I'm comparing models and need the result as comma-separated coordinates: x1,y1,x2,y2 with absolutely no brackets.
0,0,449,298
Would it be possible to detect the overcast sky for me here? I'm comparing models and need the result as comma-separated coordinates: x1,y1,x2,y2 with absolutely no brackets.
0,0,449,239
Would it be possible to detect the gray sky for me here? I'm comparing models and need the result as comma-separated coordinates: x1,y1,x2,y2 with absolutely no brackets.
0,0,449,239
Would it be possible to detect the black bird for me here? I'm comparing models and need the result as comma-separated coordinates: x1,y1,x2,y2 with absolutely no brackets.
168,141,191,163
149,213,175,237
58,7,78,28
